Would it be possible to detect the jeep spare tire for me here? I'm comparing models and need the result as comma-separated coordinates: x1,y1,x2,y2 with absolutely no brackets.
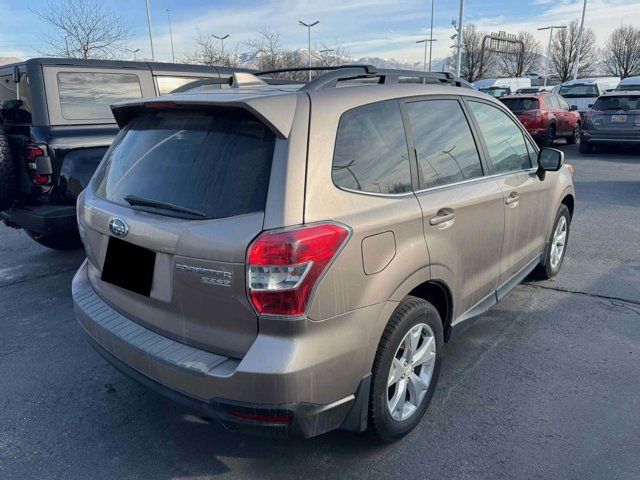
0,124,17,211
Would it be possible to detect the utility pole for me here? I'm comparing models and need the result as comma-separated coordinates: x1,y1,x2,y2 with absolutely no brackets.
416,38,437,72
455,0,464,77
145,0,155,61
538,25,565,86
213,34,230,63
166,9,175,63
299,20,319,81
428,0,435,72
572,0,588,80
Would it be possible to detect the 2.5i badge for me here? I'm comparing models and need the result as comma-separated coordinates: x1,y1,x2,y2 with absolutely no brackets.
175,263,232,287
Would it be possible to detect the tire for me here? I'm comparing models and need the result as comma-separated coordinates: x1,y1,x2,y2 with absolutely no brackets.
0,124,17,211
540,124,556,147
534,204,571,280
566,122,580,145
26,230,83,251
368,296,443,442
579,142,593,154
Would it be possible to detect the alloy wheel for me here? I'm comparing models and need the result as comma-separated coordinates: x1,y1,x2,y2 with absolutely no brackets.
387,323,436,421
550,216,567,269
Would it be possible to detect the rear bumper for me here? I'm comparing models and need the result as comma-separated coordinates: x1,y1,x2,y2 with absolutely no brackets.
0,203,76,235
581,131,640,145
72,260,373,438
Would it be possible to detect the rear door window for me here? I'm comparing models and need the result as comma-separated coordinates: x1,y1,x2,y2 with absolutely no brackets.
93,109,275,220
468,101,532,174
405,99,483,189
57,72,143,120
332,100,412,194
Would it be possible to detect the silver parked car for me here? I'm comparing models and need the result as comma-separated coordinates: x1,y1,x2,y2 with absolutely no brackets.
72,66,575,441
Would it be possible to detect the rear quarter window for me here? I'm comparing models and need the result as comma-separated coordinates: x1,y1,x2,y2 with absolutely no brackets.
57,72,143,120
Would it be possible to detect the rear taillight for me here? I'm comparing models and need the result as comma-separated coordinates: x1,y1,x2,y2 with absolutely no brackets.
25,144,52,189
247,223,350,316
26,145,45,161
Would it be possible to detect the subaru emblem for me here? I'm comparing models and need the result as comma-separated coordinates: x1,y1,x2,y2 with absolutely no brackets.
108,217,128,237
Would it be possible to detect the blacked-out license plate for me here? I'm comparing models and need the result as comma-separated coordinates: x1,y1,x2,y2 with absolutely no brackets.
101,237,156,297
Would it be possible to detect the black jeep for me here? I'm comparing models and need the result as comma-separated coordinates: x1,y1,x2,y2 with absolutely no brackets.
0,58,249,249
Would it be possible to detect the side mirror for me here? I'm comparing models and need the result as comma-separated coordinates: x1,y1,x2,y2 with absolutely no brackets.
537,148,564,180
588,104,594,108
570,105,578,111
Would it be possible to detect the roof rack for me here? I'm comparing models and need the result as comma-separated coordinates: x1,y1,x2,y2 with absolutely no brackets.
255,65,472,90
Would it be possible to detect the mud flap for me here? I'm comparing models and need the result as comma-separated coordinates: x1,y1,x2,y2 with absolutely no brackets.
339,374,371,433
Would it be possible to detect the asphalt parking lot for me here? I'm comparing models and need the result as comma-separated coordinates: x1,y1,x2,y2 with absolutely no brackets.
1,143,639,480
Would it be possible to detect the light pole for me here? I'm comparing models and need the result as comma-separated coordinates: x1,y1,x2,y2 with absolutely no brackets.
416,38,437,72
538,25,565,86
166,9,175,63
213,34,230,63
454,0,464,77
428,0,435,72
299,20,319,81
573,0,588,80
145,0,155,61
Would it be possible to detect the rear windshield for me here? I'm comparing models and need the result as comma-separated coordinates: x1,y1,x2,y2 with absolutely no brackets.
93,110,275,219
479,87,510,98
592,96,640,111
57,72,143,120
558,84,598,98
500,97,539,112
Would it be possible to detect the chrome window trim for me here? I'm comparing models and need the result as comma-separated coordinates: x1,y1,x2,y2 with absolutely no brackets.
413,167,539,195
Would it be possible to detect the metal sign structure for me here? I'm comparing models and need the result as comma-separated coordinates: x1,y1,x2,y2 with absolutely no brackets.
479,31,525,69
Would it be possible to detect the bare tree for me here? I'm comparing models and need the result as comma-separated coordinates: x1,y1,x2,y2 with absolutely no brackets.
246,28,306,80
457,24,495,82
550,20,598,82
602,25,640,79
497,31,541,77
184,31,239,67
316,42,350,67
34,0,131,59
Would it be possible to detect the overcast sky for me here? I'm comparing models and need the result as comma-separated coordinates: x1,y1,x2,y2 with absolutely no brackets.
1,0,639,62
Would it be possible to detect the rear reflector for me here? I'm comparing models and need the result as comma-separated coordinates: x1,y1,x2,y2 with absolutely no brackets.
247,223,350,316
229,410,293,423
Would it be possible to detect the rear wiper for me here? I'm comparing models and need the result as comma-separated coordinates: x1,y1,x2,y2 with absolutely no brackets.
123,195,207,218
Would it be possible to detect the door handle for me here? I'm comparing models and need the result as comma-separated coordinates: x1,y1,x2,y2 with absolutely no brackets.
429,211,455,226
505,192,520,205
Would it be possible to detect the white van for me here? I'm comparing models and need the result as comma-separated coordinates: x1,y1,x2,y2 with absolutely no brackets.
473,78,532,98
616,76,640,91
557,77,621,114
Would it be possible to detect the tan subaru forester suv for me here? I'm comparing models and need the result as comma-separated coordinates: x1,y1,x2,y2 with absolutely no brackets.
73,66,575,441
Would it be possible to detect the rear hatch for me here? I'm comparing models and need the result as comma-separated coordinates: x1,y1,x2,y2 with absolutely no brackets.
81,107,277,358
587,95,640,133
